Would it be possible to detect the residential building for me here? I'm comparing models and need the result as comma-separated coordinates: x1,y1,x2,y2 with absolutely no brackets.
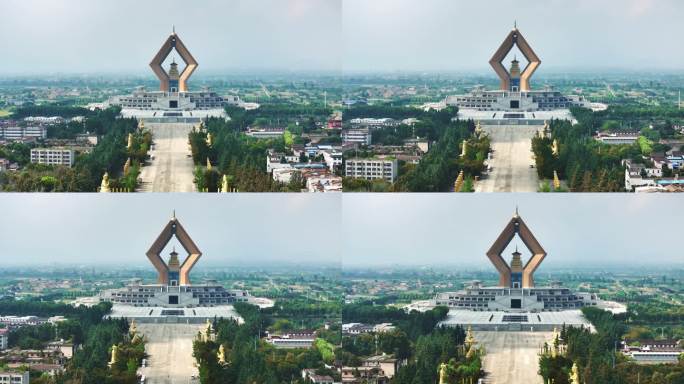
0,371,30,384
0,328,8,350
362,355,404,379
266,330,316,349
344,157,398,183
301,369,334,384
342,129,371,146
0,126,47,141
30,148,75,167
246,127,285,139
595,132,639,145
349,118,399,129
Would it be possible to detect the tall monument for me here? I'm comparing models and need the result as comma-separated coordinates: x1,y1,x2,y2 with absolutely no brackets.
149,28,198,92
486,208,546,288
146,212,202,286
489,24,541,92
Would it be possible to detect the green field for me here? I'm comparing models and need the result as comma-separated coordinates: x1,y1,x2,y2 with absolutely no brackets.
0,109,13,117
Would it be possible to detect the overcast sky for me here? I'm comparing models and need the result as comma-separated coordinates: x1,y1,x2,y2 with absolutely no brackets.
343,194,683,268
2,0,683,75
343,0,684,72
0,194,340,267
0,0,342,74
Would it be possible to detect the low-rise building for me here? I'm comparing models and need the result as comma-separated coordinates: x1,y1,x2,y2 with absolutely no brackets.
362,355,404,379
595,131,639,145
0,328,8,350
266,330,316,349
342,129,371,146
0,371,30,384
301,369,334,384
246,127,285,139
621,339,683,364
349,118,399,129
344,157,398,183
30,148,75,167
0,126,47,141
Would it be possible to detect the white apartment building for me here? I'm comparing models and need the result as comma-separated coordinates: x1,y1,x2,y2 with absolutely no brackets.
342,128,372,146
30,148,75,167
0,371,30,384
0,126,47,141
345,157,398,183
0,328,8,350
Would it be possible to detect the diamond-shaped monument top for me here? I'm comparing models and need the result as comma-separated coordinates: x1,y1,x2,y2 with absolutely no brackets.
489,25,541,92
146,211,202,286
149,28,198,92
486,209,546,288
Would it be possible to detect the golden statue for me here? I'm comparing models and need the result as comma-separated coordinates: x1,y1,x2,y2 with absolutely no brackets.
123,158,131,176
221,174,229,193
206,132,213,147
129,319,137,335
466,343,478,359
475,120,483,136
552,139,559,156
138,120,145,131
100,172,111,193
465,326,477,348
109,344,118,366
206,157,212,171
453,170,464,192
217,344,226,365
460,139,468,157
569,362,580,384
553,171,561,190
203,319,214,342
438,362,448,384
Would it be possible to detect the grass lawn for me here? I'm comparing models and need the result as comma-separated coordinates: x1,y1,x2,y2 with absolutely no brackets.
0,109,13,117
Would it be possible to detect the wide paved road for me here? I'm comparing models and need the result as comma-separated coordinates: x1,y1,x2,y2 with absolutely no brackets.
476,125,540,192
475,331,550,384
138,323,201,384
138,123,196,192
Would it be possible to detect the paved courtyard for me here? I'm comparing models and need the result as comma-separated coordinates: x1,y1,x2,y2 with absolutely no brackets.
475,331,550,384
475,125,541,192
138,323,202,384
138,123,196,192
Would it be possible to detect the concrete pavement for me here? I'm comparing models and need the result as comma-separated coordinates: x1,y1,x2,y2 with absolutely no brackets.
475,125,541,193
475,331,550,384
137,123,196,192
138,323,201,384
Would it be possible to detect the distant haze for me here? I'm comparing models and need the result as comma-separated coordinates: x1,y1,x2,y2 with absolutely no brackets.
343,0,684,72
0,0,342,75
342,194,684,268
0,194,340,267
2,0,682,75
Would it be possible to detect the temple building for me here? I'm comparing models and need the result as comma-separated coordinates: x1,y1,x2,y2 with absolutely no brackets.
106,28,245,123
100,213,252,322
436,210,599,331
444,24,603,124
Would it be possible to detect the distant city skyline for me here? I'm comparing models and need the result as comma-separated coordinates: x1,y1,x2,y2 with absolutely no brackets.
2,0,683,75
342,194,684,268
0,194,341,266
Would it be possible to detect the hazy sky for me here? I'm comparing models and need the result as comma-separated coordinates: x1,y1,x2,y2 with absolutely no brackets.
343,194,683,268
0,194,340,267
0,0,342,74
343,0,684,72
3,0,683,75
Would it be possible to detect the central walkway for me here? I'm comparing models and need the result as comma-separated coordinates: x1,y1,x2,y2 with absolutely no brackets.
138,323,202,384
138,123,196,192
475,124,541,192
475,331,550,384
